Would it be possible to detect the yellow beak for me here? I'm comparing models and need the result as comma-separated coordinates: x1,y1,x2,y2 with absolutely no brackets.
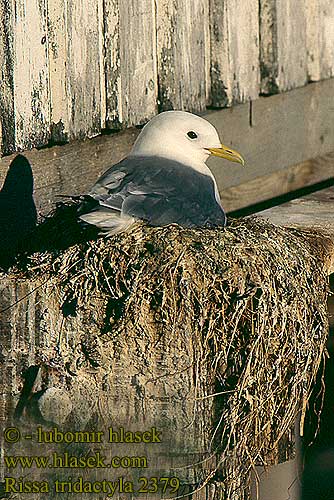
206,144,245,166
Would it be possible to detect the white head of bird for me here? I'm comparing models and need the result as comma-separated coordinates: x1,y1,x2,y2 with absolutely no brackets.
130,110,244,174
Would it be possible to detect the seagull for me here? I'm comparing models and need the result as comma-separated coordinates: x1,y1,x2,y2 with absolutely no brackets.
79,111,244,235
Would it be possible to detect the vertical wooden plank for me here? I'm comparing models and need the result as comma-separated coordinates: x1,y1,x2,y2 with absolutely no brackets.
47,0,69,143
259,0,279,94
319,2,334,80
306,0,334,82
66,0,105,138
0,0,15,155
104,0,157,129
305,0,319,82
0,0,50,153
260,0,308,94
156,0,210,112
47,0,105,142
12,0,51,150
209,0,260,107
275,0,308,91
103,0,119,128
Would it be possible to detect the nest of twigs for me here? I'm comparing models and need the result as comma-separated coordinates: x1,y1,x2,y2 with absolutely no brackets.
10,208,329,499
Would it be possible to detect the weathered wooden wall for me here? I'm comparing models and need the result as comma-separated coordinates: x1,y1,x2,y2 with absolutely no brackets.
0,80,333,217
1,0,334,156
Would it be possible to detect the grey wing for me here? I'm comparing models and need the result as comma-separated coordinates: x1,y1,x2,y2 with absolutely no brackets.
90,158,175,208
80,156,226,232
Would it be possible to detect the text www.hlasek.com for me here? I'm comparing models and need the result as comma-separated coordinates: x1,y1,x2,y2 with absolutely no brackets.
5,451,147,469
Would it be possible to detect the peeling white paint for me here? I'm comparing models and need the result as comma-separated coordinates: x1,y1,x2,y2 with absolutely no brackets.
306,0,334,81
104,0,157,128
1,0,334,154
210,0,260,106
13,0,50,150
157,0,210,112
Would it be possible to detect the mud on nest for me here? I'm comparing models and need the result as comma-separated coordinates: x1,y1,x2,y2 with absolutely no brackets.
12,211,329,498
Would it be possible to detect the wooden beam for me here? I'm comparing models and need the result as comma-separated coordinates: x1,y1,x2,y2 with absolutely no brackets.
0,128,140,215
257,187,334,275
0,80,333,216
207,79,334,193
221,154,334,212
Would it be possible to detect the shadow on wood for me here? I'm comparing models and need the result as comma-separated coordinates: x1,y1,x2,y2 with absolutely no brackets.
0,155,37,268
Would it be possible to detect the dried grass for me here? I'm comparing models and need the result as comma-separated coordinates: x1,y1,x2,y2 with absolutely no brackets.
12,210,329,499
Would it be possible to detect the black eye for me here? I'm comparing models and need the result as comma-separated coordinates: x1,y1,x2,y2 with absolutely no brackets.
187,131,198,139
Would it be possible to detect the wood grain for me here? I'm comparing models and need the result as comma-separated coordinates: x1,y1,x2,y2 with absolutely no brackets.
207,79,334,191
306,0,334,82
0,80,333,217
258,187,334,274
156,0,210,112
0,128,140,214
0,0,334,152
259,0,308,94
220,154,334,212
0,277,215,498
50,0,105,140
209,0,260,107
47,0,70,142
0,0,15,155
104,0,157,129
11,0,51,150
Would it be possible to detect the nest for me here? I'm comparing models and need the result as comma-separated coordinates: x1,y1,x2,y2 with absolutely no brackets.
9,210,329,499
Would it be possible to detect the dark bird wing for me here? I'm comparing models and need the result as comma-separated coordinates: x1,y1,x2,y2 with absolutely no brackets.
79,156,226,232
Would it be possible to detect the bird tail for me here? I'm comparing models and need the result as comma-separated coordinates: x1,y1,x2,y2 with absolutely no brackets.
79,209,136,236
